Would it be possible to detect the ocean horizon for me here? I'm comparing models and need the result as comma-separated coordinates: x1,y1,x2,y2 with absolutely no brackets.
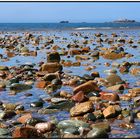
0,22,140,31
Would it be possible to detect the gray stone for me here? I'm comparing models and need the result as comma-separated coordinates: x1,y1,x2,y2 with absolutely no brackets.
63,127,80,135
47,101,75,110
0,110,16,120
51,98,68,104
57,120,89,130
38,108,59,114
9,83,32,92
0,128,10,136
87,127,108,138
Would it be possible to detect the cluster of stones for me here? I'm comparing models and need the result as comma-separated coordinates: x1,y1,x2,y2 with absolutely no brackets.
0,31,139,138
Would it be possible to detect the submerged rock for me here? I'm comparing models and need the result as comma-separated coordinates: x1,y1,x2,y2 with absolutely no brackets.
63,127,80,135
106,84,124,91
38,108,59,114
106,73,124,87
47,100,75,110
130,68,140,76
91,122,111,132
9,83,32,92
102,51,125,60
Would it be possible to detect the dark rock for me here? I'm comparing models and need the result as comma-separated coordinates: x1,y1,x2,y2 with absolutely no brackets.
30,101,43,107
93,110,104,119
51,78,62,85
43,73,58,82
87,127,108,138
83,74,95,80
91,51,99,57
47,52,61,63
0,110,16,119
26,118,44,126
47,100,75,110
9,83,32,92
83,113,96,121
91,122,111,132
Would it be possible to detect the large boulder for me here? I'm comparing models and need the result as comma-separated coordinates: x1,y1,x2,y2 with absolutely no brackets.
40,62,62,73
70,101,94,117
73,81,100,94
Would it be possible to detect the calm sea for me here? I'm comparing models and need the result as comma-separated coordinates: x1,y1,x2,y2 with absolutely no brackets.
0,22,140,31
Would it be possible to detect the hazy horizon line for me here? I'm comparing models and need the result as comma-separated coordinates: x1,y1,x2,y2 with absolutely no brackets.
0,21,139,23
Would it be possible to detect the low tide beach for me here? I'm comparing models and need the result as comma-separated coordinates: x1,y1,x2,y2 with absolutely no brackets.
0,24,139,138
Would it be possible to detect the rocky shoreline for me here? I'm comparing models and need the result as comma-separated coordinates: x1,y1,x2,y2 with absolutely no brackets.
0,30,139,138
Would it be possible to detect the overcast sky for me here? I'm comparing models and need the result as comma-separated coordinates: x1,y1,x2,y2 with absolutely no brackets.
0,2,139,23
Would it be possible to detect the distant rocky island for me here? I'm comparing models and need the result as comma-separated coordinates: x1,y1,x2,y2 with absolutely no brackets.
113,18,136,23
59,21,69,23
